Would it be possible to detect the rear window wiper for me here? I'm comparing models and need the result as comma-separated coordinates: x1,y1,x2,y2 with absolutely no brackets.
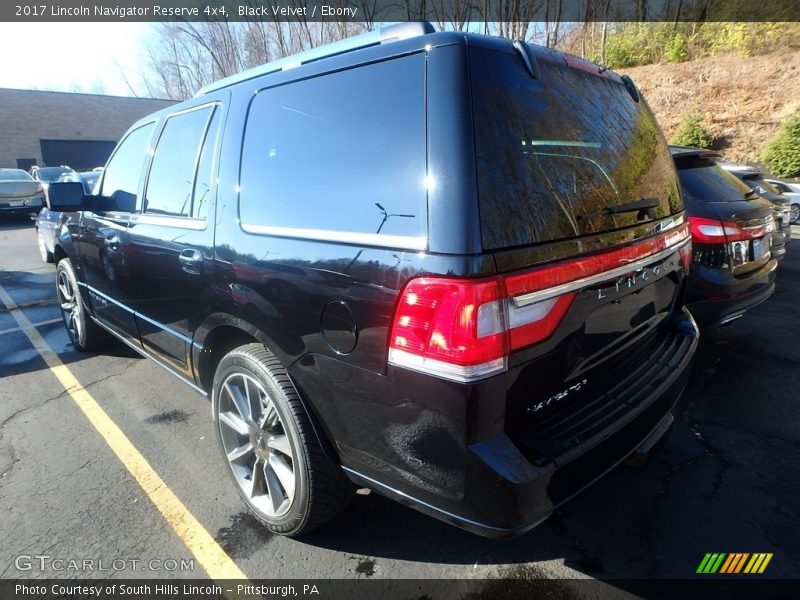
578,197,660,221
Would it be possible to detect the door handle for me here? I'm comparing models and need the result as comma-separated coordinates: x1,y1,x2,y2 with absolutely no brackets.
104,234,120,251
179,248,204,274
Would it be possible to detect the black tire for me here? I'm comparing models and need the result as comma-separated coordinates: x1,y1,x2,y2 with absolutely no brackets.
55,258,108,351
791,203,800,225
212,343,352,536
36,228,54,263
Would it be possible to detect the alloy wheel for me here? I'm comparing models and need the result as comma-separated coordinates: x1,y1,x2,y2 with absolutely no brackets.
791,204,800,224
56,268,82,343
217,372,296,518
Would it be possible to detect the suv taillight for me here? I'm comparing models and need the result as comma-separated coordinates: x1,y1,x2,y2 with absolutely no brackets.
389,223,690,382
388,277,509,382
688,216,763,243
688,216,768,269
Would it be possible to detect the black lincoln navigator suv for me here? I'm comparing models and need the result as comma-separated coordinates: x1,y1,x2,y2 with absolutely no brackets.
47,23,698,538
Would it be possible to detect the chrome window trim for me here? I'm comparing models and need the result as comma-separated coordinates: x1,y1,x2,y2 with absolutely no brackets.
240,223,428,251
130,213,207,230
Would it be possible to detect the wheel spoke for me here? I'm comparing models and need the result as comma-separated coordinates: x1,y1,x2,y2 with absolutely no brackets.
224,381,252,423
248,458,265,499
58,282,72,302
226,441,253,462
268,454,295,500
219,411,249,436
264,461,286,512
267,434,292,459
262,400,278,428
243,376,262,424
72,309,82,338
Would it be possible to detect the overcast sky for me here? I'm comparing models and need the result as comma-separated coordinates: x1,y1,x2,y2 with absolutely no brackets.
0,23,157,97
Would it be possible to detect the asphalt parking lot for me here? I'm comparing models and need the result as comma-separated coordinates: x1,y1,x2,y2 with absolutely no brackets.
1,215,798,594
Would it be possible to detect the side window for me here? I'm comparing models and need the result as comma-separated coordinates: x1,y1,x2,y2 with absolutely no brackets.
192,108,221,220
239,54,427,241
100,122,155,212
144,106,214,217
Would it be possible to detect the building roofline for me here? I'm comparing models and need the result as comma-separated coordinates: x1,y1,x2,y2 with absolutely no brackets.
0,86,174,102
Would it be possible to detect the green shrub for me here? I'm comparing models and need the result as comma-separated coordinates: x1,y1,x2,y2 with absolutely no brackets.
665,32,689,63
671,115,713,149
604,27,650,68
763,112,800,178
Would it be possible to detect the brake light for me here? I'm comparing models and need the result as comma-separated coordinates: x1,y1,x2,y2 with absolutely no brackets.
688,216,761,243
388,223,690,382
389,276,508,372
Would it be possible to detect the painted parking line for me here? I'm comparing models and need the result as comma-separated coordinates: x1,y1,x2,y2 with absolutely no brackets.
0,316,62,336
0,282,248,581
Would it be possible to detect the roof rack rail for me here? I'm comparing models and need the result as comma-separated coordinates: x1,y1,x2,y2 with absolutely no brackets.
195,21,435,97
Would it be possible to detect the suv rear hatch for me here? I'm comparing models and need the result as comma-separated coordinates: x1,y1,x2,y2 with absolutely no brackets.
468,43,691,466
674,153,776,276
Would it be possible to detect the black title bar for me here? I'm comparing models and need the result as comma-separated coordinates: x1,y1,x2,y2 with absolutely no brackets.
3,0,800,22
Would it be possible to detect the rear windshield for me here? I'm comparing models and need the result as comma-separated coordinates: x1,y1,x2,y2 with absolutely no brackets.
674,157,754,202
471,47,682,250
0,169,31,181
36,167,72,182
739,174,780,195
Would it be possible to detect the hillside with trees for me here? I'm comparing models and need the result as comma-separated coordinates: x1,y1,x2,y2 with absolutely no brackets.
620,50,800,172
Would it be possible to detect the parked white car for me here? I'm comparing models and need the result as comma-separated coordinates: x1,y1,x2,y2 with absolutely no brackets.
765,179,800,224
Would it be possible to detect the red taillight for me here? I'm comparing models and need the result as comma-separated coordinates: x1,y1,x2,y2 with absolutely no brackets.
506,293,575,350
389,276,507,370
389,223,691,382
36,184,44,196
688,216,761,243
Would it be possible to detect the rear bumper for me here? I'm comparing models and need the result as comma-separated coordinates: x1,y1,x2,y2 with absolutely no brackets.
344,308,699,538
0,198,44,215
772,231,788,259
686,259,777,328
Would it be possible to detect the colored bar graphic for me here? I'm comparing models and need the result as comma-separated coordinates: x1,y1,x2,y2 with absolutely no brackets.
697,553,713,573
719,554,736,574
698,552,773,574
733,553,750,573
721,553,739,573
710,553,726,573
758,554,773,573
744,554,760,574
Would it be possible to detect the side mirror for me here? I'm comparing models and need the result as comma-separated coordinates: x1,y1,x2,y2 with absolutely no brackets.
46,182,91,211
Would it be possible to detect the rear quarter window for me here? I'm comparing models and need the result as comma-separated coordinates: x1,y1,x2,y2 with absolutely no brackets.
238,54,427,247
471,47,682,250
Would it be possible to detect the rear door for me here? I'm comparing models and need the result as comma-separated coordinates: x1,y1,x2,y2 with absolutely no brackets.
468,45,689,441
124,97,226,379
